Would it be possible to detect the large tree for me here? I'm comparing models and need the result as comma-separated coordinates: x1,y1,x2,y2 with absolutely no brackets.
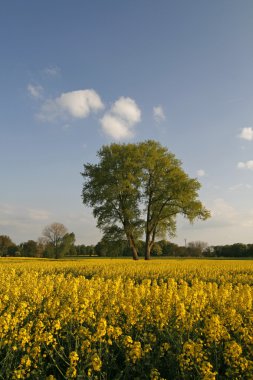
138,141,210,259
82,144,142,260
81,141,210,260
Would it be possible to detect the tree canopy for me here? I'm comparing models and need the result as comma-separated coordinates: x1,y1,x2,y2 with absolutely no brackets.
0,235,16,256
41,222,75,259
81,140,210,259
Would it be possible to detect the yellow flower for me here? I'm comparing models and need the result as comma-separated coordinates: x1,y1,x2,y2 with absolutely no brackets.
127,341,142,363
91,353,102,372
124,335,133,347
53,319,61,331
69,351,79,364
21,354,31,368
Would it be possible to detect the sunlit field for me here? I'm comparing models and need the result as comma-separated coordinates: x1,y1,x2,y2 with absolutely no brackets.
0,258,253,379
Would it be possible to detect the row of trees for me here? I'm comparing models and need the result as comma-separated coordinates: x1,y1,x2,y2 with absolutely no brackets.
0,223,76,259
2,232,253,258
209,243,253,258
94,239,253,258
81,140,210,260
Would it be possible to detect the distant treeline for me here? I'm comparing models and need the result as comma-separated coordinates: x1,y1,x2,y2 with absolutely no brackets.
0,234,95,258
1,234,253,258
94,239,253,258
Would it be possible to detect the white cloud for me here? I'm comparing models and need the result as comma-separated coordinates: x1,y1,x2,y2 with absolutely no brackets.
27,84,43,99
237,161,253,170
112,97,141,125
58,90,104,118
153,105,165,122
100,114,133,139
100,97,141,140
197,169,206,177
38,89,104,122
239,127,253,141
44,66,61,76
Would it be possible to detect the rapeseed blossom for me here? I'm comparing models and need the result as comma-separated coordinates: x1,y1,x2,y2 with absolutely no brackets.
0,257,253,379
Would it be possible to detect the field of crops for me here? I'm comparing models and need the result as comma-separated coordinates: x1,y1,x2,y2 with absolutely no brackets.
0,258,253,379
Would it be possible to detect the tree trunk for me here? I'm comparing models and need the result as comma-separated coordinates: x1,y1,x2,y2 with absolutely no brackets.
132,245,139,260
145,245,151,260
129,235,139,260
55,244,58,259
145,232,155,260
145,188,152,260
145,232,151,260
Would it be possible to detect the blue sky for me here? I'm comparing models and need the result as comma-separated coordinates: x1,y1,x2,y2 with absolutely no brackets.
1,1,253,246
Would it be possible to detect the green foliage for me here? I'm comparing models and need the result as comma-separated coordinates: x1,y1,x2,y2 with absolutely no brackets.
58,232,76,258
82,143,143,260
41,223,75,259
95,237,138,257
211,243,253,258
137,141,210,259
0,235,16,256
75,244,95,256
82,141,210,260
20,240,39,257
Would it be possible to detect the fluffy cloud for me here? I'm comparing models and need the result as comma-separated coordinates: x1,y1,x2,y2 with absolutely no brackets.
237,161,253,170
153,105,165,122
27,84,43,99
239,127,253,141
100,114,133,139
38,89,104,122
112,97,141,124
101,97,141,140
197,169,206,177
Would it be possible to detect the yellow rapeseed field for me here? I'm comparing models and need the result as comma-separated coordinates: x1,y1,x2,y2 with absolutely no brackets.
0,258,253,379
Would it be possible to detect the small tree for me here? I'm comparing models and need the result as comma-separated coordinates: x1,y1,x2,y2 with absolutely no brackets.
187,241,208,257
158,240,179,256
0,235,16,256
42,222,68,259
20,240,39,257
59,232,76,258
